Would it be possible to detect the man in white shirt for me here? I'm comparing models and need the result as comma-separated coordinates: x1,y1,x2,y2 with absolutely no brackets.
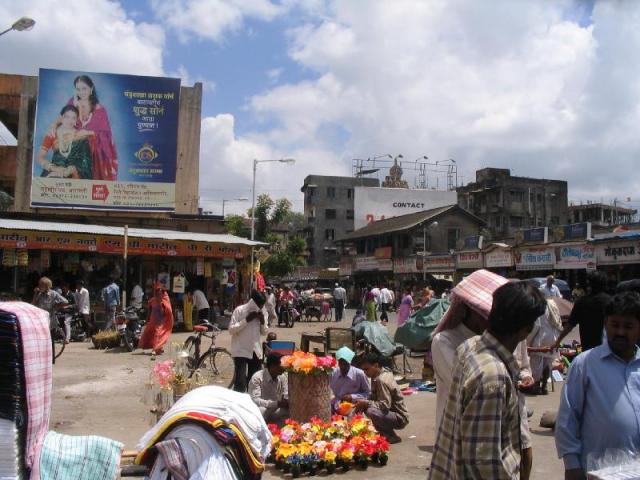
190,287,210,324
333,283,347,322
73,280,92,334
264,286,277,327
379,285,394,323
540,275,562,298
131,283,144,310
229,291,268,392
249,352,289,424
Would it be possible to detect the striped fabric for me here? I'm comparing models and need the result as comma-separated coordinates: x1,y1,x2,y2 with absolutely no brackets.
429,332,522,480
38,431,123,480
154,439,188,480
433,269,508,335
0,302,52,472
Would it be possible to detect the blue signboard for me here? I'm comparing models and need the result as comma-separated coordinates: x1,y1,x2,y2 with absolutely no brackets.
31,68,180,211
462,235,483,250
551,223,592,242
515,227,548,245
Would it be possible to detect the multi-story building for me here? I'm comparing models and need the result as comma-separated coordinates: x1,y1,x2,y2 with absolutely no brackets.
301,175,379,267
457,168,568,240
568,202,637,228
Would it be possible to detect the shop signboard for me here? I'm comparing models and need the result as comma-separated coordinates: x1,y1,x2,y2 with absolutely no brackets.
339,260,353,277
354,256,393,271
374,246,392,259
555,244,596,269
354,187,456,229
423,254,455,272
484,249,514,268
514,247,556,271
460,235,483,250
27,232,98,252
595,241,640,265
456,251,483,270
0,231,28,249
31,68,181,211
551,223,592,243
393,257,419,274
514,227,548,245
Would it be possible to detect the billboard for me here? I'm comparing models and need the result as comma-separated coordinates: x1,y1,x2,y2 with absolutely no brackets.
354,187,457,229
31,68,181,211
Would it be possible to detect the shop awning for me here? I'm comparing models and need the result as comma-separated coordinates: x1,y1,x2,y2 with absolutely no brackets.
0,218,265,247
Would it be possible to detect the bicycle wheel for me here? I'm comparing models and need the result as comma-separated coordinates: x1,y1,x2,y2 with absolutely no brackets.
183,335,198,369
51,327,66,361
197,348,235,388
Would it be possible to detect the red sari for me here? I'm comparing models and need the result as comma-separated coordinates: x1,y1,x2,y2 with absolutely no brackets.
139,291,173,352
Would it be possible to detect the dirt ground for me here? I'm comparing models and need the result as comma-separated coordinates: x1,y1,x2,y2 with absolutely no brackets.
51,309,568,479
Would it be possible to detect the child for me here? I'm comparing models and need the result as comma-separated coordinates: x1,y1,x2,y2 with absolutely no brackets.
352,309,365,327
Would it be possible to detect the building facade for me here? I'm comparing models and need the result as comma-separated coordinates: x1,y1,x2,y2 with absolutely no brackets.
301,175,379,267
568,202,637,228
457,168,568,240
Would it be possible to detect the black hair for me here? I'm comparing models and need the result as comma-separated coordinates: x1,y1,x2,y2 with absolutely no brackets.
488,281,546,336
73,75,99,111
359,352,380,366
616,279,640,295
250,290,266,307
75,279,84,287
60,104,79,117
587,270,608,293
605,291,640,321
266,352,283,368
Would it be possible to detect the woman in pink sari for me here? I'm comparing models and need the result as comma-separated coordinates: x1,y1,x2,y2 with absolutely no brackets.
397,287,414,327
67,75,118,180
140,284,173,359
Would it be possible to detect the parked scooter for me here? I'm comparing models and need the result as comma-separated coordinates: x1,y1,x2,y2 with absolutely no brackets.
114,306,146,352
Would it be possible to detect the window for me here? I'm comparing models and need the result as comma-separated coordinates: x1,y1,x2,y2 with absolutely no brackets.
537,194,542,203
346,209,354,220
325,229,335,240
325,208,336,219
347,188,353,199
510,190,525,203
447,228,460,250
327,187,336,198
510,216,524,227
306,187,315,198
494,216,501,228
401,234,410,249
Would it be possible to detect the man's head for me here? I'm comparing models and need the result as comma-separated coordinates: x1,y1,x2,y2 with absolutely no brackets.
359,352,382,379
335,283,339,288
462,304,488,335
605,292,640,360
266,353,284,377
335,346,356,376
75,279,84,291
266,332,277,342
250,290,266,308
587,270,608,294
488,281,547,344
38,276,52,292
546,275,555,288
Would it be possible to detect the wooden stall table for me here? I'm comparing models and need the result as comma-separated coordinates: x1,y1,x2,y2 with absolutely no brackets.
300,332,325,353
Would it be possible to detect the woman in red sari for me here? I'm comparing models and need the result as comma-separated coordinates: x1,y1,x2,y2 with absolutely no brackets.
140,284,173,359
67,75,118,180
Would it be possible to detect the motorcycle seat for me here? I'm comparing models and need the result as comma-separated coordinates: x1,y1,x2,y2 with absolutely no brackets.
194,325,208,332
194,322,217,332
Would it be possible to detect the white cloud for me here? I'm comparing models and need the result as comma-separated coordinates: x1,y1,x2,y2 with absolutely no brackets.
150,0,283,42
0,0,165,76
202,0,640,208
168,65,216,92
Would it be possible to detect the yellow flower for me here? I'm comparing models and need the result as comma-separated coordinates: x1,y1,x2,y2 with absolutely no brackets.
325,451,337,462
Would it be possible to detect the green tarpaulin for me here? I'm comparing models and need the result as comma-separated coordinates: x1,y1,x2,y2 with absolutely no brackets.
394,298,450,351
353,321,398,357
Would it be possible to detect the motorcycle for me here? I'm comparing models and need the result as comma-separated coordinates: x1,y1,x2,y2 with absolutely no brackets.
278,299,298,328
114,306,146,352
55,305,87,342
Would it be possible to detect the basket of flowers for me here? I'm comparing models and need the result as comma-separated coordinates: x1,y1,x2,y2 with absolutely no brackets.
281,351,336,422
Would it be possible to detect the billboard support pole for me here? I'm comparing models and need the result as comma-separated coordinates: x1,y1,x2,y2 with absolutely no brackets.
123,225,128,309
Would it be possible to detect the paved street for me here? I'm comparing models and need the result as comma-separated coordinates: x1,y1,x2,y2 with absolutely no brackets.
51,309,567,478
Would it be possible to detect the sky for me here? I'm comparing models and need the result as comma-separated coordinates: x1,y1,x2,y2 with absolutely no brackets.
1,0,639,216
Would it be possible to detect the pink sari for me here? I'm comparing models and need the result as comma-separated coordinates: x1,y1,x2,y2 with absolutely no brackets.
68,99,118,180
139,292,173,352
397,294,413,326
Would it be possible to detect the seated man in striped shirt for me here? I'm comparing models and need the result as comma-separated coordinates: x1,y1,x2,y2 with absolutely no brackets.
429,281,546,480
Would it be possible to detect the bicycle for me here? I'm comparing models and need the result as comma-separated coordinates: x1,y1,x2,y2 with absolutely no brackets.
183,322,235,388
50,322,66,362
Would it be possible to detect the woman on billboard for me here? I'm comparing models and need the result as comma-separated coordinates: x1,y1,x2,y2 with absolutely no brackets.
67,75,118,181
37,105,93,179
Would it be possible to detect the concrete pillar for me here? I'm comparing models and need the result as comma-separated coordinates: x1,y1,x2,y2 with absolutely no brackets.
12,76,37,212
174,83,202,214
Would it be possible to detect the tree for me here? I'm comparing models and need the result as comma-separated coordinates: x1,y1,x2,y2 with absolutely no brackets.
225,214,250,238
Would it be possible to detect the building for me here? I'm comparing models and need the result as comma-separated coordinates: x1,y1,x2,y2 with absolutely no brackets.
457,167,568,240
568,202,637,228
301,175,379,267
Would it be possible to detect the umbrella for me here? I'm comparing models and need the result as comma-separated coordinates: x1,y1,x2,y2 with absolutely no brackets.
547,297,573,320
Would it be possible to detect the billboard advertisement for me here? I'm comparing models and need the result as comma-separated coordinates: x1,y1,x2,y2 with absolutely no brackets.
31,68,181,211
354,187,457,230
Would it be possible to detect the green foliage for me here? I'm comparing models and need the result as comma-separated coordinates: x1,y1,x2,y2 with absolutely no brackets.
225,214,249,238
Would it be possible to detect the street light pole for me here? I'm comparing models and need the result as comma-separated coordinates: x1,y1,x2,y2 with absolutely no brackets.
222,197,248,217
250,158,295,293
0,17,35,37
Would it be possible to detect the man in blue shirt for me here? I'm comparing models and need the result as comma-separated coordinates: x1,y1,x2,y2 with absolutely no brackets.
329,346,370,412
101,275,120,330
555,291,640,480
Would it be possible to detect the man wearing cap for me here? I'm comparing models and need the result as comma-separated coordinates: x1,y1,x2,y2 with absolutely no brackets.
333,283,347,322
330,346,370,411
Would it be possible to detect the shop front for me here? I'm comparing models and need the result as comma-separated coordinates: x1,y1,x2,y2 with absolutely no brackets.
483,244,515,278
455,250,483,277
514,246,556,278
593,237,640,284
553,243,596,287
423,254,455,290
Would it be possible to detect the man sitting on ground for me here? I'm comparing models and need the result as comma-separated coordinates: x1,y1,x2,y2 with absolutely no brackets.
249,352,289,424
329,346,370,412
354,352,408,444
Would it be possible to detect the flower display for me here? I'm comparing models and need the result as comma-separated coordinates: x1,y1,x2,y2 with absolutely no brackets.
336,401,354,416
281,350,337,375
269,415,390,474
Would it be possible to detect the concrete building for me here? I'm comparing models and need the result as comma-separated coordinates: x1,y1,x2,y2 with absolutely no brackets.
457,167,568,240
568,202,637,228
301,175,379,267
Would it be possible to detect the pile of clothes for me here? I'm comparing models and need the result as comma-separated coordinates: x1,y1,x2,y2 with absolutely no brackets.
136,386,272,480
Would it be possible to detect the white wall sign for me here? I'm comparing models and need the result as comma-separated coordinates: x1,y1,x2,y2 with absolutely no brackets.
484,249,513,268
354,256,393,271
515,247,556,271
555,245,596,269
354,187,457,229
393,257,419,274
423,254,455,272
456,251,483,269
595,241,640,265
